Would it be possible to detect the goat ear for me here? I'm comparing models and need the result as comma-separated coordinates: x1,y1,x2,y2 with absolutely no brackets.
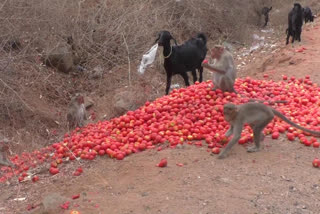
154,33,160,44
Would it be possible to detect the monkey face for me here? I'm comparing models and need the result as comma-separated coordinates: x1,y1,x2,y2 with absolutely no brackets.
77,96,84,104
74,93,84,105
211,47,224,60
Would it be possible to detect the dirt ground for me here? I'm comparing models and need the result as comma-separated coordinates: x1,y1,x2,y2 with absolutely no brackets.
1,18,320,214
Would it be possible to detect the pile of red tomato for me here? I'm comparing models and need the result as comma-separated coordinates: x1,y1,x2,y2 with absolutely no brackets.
1,75,320,183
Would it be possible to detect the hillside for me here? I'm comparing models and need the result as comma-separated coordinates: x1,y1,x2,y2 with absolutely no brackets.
1,0,320,213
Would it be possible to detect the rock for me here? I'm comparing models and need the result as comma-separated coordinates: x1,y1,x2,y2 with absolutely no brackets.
113,88,149,115
28,193,69,214
42,193,68,211
42,37,81,74
43,45,76,73
88,65,103,79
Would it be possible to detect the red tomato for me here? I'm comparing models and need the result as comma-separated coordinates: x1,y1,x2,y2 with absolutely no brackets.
49,167,59,175
32,175,39,182
116,153,124,160
157,158,167,167
312,158,320,168
212,147,220,154
202,59,208,64
72,194,80,200
271,132,280,139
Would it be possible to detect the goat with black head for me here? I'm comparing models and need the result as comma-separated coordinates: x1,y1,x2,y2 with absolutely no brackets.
286,3,304,45
155,31,207,95
303,7,314,23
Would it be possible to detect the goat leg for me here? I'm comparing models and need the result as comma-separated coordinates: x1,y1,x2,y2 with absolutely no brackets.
165,73,173,95
191,70,198,83
180,72,190,87
263,14,269,27
198,67,203,82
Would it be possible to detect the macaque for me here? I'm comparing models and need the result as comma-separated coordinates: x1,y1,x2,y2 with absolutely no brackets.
202,45,236,93
0,143,14,167
67,93,87,130
218,102,320,159
202,46,287,104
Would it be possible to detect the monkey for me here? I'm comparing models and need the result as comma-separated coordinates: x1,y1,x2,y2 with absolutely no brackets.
218,102,320,159
67,93,87,130
0,143,14,167
202,45,236,93
202,46,287,105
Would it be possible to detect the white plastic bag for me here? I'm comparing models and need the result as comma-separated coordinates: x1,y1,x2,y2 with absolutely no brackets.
138,44,159,74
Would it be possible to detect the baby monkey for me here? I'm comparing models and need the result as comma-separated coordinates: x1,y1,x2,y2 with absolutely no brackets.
218,102,320,159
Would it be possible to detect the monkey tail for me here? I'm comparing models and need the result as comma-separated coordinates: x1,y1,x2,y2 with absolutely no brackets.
249,99,288,104
272,109,320,136
236,90,288,104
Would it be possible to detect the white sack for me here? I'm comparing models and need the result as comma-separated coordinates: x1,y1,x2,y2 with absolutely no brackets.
138,44,159,74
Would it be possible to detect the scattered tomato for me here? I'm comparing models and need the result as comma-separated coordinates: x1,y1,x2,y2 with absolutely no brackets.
212,147,220,154
157,158,167,167
32,176,39,182
72,194,80,200
312,158,320,168
49,167,59,175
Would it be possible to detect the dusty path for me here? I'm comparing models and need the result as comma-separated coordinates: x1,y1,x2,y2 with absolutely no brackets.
1,22,320,214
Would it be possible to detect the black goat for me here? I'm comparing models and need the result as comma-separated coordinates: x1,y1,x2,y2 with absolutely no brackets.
286,3,303,45
303,7,314,23
261,6,272,27
155,31,207,95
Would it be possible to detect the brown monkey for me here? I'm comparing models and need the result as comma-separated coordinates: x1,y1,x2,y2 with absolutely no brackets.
218,102,320,159
0,143,14,167
202,46,287,104
67,93,87,130
202,45,236,93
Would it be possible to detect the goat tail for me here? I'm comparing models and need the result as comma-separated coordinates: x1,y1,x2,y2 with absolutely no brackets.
197,33,207,45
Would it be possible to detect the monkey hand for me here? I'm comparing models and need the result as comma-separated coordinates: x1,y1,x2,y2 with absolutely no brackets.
201,59,208,67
